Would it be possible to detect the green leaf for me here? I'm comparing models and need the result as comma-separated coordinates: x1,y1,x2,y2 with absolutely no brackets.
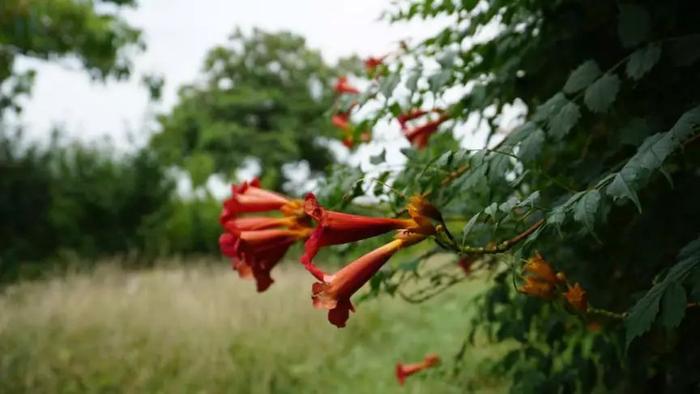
660,282,687,328
548,101,581,139
518,127,545,162
573,190,601,234
428,70,451,92
626,44,661,80
625,238,700,348
369,149,386,165
563,60,601,94
184,152,215,186
405,68,421,92
584,74,621,113
379,73,400,98
607,172,642,212
618,4,651,48
484,202,499,221
373,171,391,196
461,212,481,246
533,93,566,122
437,50,457,68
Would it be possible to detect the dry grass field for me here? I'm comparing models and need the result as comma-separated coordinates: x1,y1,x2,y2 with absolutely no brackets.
0,260,503,393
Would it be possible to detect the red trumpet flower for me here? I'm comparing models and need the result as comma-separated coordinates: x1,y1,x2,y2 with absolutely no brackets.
331,112,351,130
397,109,429,129
222,178,293,219
334,76,360,95
404,115,449,149
220,225,312,292
395,354,441,385
364,56,385,74
301,193,416,275
311,229,427,327
311,238,404,327
225,216,297,231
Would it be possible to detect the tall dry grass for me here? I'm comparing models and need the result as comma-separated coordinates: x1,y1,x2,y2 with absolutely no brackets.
0,260,499,393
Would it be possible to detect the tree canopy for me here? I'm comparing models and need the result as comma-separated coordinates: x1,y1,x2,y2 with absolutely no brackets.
150,29,346,190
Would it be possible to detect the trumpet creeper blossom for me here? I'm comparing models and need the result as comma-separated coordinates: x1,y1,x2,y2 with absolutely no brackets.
222,178,293,218
334,76,360,95
395,354,441,385
404,116,449,149
220,227,311,292
301,193,416,274
565,282,588,312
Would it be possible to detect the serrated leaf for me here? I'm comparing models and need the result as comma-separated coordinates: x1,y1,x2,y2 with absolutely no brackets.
438,50,457,68
660,282,687,328
549,101,581,139
428,70,451,92
573,190,601,233
461,212,481,246
499,197,519,213
379,73,400,98
625,238,700,348
618,4,651,48
484,202,498,221
626,44,661,80
606,172,642,212
517,191,540,208
669,104,700,142
405,68,421,92
584,74,621,113
564,60,601,94
533,93,566,122
518,127,545,162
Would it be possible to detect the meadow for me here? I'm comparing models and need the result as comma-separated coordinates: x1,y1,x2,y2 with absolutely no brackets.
0,260,503,393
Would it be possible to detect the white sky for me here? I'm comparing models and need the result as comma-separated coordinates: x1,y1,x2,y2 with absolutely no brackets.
16,0,447,150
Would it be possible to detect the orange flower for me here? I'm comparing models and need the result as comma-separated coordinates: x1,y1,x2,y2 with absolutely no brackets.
397,109,429,129
222,178,294,217
519,276,556,299
301,193,426,276
312,235,424,327
404,115,450,149
220,226,312,292
565,282,588,312
364,56,384,74
224,216,297,231
395,354,441,385
334,76,359,95
331,112,351,130
523,252,559,284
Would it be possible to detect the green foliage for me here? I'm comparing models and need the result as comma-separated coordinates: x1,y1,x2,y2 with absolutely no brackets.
336,0,700,391
0,0,142,116
625,238,700,348
149,29,343,191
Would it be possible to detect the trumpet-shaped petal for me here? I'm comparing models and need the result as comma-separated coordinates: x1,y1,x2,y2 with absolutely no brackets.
395,354,441,385
311,239,404,327
334,76,360,94
220,227,311,292
224,216,297,231
519,276,556,299
332,113,351,130
302,193,415,272
404,116,449,149
364,56,384,74
523,252,560,284
565,282,588,312
223,178,291,215
396,109,429,129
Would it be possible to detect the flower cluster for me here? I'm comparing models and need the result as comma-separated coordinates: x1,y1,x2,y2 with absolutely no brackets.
330,76,371,148
218,180,442,328
518,252,588,313
218,179,312,292
395,354,441,385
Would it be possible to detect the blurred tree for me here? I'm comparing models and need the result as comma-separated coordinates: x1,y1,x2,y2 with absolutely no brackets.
150,29,343,191
0,0,142,116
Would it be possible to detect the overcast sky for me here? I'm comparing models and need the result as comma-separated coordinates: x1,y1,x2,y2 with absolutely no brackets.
16,0,447,150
